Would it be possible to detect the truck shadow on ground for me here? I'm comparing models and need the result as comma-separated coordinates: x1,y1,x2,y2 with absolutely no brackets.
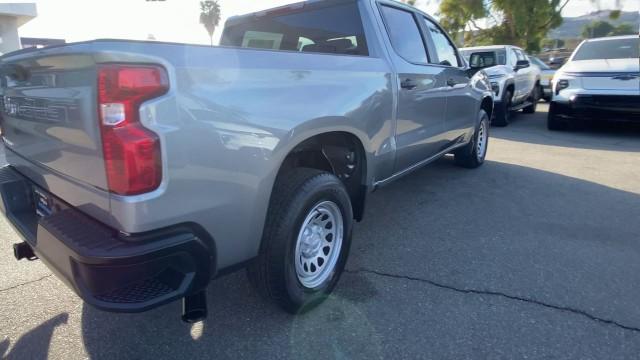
68,156,640,359
491,112,640,152
1,313,68,360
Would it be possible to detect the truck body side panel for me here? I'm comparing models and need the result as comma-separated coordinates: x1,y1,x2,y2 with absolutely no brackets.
2,40,395,268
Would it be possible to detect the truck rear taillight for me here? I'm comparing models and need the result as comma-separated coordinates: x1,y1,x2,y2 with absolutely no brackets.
98,64,169,196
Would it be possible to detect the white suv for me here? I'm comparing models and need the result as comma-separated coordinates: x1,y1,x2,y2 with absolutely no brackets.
461,45,541,126
548,35,640,130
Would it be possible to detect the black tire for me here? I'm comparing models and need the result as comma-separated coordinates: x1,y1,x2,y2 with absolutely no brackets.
547,103,567,131
455,109,490,169
523,86,540,114
247,168,353,314
493,90,512,127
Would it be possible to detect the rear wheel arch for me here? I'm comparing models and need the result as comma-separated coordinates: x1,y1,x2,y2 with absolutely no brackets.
274,131,369,222
504,82,515,100
533,80,542,96
480,96,493,121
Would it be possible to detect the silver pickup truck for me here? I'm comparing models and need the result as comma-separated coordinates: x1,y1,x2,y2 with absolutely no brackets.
0,0,493,322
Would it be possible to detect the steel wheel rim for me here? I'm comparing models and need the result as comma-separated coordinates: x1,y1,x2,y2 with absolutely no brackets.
477,119,488,161
294,201,344,289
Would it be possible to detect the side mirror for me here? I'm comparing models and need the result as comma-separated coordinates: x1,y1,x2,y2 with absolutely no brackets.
515,60,530,71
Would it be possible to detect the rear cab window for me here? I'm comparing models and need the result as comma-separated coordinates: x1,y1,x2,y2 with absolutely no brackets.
220,2,368,56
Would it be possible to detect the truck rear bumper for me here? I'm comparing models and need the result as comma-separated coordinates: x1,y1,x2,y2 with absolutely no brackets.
0,165,213,313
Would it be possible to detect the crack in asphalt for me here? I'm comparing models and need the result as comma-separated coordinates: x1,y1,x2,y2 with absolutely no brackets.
345,268,640,334
0,274,52,294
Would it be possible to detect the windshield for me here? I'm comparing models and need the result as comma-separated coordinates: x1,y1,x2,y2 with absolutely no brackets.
528,56,550,69
573,38,639,60
461,49,507,66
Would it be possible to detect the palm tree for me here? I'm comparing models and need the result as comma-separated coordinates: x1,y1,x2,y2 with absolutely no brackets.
200,1,221,46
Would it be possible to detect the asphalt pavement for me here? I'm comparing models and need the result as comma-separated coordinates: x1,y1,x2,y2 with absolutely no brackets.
1,104,640,359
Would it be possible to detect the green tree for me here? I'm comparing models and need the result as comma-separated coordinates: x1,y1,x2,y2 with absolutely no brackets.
400,0,417,5
200,0,221,46
582,20,615,38
439,0,569,52
608,9,621,20
439,0,486,45
609,23,636,36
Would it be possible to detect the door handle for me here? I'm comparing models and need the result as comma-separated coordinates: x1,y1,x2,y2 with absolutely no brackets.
400,78,418,90
446,78,458,87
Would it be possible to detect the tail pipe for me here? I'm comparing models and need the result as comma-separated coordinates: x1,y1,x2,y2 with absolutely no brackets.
13,242,37,261
182,291,207,323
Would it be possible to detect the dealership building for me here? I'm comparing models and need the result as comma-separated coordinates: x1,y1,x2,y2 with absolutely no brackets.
0,3,37,54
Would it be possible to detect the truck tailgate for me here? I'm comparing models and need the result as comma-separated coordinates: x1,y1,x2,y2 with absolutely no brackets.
1,53,107,190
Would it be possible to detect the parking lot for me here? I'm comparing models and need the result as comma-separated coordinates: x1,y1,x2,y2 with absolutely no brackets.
1,103,639,359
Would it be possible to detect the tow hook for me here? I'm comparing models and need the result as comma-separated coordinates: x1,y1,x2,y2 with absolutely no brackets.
182,290,207,323
13,242,38,261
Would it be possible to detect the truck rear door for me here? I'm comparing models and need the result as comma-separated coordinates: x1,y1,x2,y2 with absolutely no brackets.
376,2,448,172
419,15,476,144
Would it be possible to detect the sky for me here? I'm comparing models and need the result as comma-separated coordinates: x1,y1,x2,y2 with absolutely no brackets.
11,0,640,46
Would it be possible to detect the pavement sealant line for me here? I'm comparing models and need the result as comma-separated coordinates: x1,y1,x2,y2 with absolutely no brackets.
0,274,52,293
344,268,640,334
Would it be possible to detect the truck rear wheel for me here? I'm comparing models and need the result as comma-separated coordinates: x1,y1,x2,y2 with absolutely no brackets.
247,168,353,313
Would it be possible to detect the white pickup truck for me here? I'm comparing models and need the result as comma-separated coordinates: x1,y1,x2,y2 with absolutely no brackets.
461,45,541,126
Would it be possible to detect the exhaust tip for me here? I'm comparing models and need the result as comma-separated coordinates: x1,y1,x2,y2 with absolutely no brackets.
13,242,37,261
181,291,207,323
182,309,207,324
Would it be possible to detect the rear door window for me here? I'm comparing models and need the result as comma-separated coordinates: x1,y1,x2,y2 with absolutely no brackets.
221,3,368,56
379,5,428,64
421,17,460,67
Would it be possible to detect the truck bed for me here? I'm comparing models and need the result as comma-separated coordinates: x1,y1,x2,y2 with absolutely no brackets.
0,39,393,269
